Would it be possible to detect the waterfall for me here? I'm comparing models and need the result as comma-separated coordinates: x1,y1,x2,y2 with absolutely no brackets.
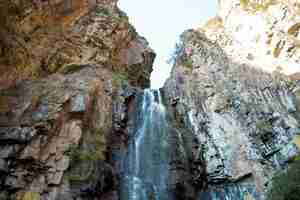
121,89,172,200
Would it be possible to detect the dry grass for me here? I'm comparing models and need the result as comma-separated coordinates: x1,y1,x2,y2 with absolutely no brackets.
240,0,277,12
203,16,224,30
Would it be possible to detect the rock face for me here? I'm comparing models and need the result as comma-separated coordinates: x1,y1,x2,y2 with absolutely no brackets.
2,0,300,199
203,0,300,76
0,0,155,199
163,24,300,200
163,1,300,198
0,0,155,89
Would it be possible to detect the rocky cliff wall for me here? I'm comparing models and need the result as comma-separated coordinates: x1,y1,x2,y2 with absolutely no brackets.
0,1,155,199
204,0,300,76
163,16,299,200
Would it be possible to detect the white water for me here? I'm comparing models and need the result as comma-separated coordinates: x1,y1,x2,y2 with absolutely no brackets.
121,89,172,200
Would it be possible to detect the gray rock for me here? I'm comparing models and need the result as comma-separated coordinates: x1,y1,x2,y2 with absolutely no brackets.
0,158,7,172
0,145,18,158
0,127,36,144
70,94,86,113
163,29,300,199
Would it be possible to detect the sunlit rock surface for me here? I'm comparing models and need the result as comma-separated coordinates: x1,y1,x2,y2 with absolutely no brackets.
203,0,300,76
163,29,300,199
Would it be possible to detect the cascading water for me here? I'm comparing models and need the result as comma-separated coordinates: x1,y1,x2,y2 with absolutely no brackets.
121,89,172,200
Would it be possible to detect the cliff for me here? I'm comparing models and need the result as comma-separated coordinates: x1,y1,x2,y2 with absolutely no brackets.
163,0,300,199
204,0,300,76
0,0,155,199
2,0,300,199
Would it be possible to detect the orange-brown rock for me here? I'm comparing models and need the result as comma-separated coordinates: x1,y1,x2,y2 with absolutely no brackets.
0,0,155,199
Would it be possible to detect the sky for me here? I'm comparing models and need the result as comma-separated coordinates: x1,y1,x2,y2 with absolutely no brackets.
118,0,218,89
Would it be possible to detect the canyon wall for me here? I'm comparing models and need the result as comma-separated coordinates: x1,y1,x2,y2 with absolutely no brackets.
163,0,300,199
0,1,155,199
1,0,300,199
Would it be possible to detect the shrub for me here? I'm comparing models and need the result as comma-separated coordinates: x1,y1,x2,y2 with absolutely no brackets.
112,72,129,87
267,158,300,200
95,7,110,16
64,128,106,163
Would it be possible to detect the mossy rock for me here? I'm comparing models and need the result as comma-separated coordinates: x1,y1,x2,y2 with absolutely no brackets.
17,192,40,200
58,63,89,74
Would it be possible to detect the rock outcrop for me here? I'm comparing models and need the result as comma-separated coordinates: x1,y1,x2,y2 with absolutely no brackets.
163,2,300,198
0,0,155,199
204,0,300,76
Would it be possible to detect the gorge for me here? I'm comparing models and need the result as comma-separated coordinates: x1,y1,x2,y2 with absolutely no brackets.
1,0,300,200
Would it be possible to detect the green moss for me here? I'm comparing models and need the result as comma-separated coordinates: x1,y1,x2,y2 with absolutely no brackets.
112,72,129,87
95,7,111,16
17,192,40,200
58,63,86,74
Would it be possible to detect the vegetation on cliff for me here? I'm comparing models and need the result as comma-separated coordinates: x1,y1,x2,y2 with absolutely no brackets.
267,158,300,200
